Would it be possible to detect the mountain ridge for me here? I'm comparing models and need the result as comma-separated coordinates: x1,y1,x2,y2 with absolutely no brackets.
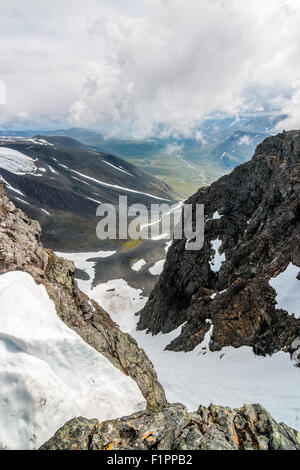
137,131,300,362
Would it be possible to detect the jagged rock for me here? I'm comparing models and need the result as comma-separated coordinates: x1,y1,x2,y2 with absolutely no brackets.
138,131,300,356
0,186,166,411
40,403,300,450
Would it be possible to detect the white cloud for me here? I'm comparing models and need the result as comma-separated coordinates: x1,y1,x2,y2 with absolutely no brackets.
238,135,253,146
0,80,6,105
164,143,184,155
0,0,300,135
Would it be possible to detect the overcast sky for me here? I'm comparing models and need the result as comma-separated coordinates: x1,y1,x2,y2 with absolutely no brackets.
0,0,299,137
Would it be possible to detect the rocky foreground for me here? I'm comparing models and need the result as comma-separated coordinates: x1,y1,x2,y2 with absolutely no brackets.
0,181,166,412
41,403,300,450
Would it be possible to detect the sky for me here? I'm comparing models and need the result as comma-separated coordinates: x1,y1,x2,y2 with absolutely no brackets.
0,0,300,137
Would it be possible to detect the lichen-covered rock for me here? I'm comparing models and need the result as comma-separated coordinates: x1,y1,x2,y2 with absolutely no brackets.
40,403,300,451
0,185,166,411
138,131,300,356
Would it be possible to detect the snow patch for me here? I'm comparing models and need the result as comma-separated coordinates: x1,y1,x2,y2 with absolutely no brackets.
103,160,133,176
269,263,300,318
0,175,25,196
213,211,223,220
149,260,165,276
0,147,36,175
132,320,300,432
87,197,102,205
131,259,146,272
71,169,170,201
82,275,300,431
48,165,58,174
40,209,50,216
209,238,226,273
88,279,147,333
55,250,116,292
14,197,30,206
0,271,145,450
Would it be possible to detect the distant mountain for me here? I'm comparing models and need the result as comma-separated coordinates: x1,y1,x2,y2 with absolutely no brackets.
0,114,287,195
211,130,271,169
0,135,176,254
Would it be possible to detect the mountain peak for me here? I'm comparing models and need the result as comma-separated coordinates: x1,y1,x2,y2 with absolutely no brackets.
137,131,300,360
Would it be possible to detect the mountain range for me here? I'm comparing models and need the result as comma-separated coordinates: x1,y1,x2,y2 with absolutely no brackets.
0,129,299,450
0,112,286,195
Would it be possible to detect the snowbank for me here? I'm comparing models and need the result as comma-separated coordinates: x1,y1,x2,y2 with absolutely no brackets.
149,260,165,276
0,147,36,175
131,259,146,272
0,271,145,450
55,250,116,292
90,277,300,432
269,263,300,318
88,278,147,333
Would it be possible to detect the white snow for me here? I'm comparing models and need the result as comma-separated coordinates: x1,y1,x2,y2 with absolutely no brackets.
89,277,300,431
209,238,226,273
103,160,133,177
48,165,58,174
0,147,36,175
165,240,172,253
87,197,102,205
14,197,30,206
0,271,145,450
213,211,223,220
35,138,54,146
133,326,300,432
55,250,116,292
149,260,165,276
71,169,170,201
269,263,300,318
0,175,25,196
57,163,69,170
131,259,146,272
88,279,147,333
40,208,50,216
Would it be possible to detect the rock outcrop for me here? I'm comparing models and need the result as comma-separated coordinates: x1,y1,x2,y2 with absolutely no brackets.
138,131,300,356
0,183,166,411
40,403,300,450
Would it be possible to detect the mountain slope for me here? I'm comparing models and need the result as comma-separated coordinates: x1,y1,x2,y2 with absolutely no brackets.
138,131,300,361
0,181,166,418
1,115,283,196
0,135,177,252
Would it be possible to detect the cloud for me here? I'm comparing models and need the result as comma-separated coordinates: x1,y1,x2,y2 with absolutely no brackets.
164,143,184,155
0,80,6,105
0,0,300,135
275,81,300,131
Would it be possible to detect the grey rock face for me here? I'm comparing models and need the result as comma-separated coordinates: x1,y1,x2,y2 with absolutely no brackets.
0,187,166,411
138,131,300,356
40,403,300,450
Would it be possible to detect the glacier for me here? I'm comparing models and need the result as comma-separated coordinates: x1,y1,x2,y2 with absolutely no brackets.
0,147,37,175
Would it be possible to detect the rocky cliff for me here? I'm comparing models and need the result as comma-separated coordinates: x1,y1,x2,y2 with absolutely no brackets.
138,131,300,358
41,403,300,450
0,181,166,411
